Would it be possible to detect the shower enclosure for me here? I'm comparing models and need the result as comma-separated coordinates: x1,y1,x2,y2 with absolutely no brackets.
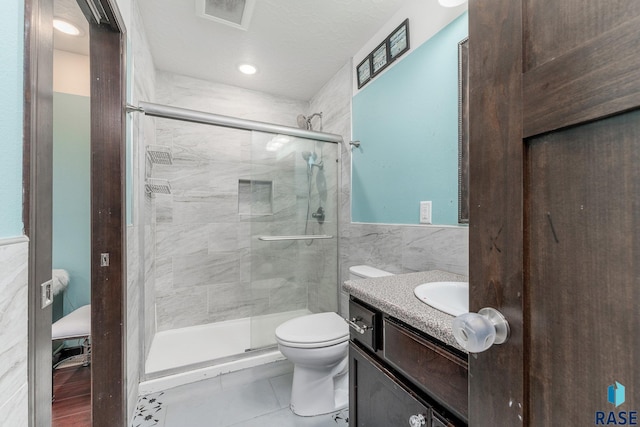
137,103,340,381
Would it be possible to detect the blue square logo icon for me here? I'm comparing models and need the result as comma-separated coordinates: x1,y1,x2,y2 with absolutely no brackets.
608,382,626,408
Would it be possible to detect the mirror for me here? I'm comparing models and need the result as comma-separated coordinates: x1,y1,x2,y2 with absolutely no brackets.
351,13,468,226
458,37,469,224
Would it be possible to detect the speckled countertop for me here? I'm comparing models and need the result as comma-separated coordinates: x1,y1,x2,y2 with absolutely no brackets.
343,270,468,352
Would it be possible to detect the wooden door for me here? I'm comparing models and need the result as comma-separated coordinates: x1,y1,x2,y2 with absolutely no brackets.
468,1,640,425
84,1,128,424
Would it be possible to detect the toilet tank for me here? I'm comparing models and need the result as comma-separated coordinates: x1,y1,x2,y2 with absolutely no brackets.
348,265,394,280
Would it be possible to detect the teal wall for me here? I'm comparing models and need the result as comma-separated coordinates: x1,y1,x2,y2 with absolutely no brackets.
0,0,25,237
352,13,468,225
53,93,91,315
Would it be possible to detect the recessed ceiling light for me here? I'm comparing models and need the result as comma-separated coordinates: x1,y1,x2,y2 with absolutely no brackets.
53,19,81,36
238,64,257,75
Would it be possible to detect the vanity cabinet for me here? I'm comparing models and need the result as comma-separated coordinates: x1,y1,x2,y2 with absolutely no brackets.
348,298,467,427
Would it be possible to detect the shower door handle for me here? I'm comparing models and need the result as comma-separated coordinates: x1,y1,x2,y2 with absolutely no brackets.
257,235,333,241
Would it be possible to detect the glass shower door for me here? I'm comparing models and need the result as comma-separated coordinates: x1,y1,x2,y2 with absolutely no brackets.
248,131,339,350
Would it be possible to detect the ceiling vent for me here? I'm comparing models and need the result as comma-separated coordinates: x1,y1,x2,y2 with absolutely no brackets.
197,0,255,31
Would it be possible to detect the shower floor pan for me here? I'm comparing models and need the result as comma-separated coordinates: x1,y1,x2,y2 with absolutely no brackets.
141,309,310,393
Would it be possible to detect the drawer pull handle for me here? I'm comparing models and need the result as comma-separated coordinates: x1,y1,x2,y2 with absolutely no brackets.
345,317,369,334
409,414,426,426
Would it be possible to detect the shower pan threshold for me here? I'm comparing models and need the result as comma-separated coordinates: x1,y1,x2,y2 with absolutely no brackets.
140,309,310,394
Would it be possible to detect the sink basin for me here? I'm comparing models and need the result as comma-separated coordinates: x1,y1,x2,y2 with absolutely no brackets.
414,281,469,316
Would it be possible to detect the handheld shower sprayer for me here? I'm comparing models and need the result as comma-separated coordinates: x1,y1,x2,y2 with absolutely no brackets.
301,151,322,169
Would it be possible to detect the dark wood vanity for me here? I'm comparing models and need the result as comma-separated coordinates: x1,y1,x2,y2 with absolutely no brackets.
348,297,468,427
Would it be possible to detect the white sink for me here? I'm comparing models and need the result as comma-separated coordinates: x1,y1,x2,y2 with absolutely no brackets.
414,281,469,316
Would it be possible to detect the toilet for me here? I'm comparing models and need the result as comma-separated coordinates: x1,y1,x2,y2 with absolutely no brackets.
274,265,393,417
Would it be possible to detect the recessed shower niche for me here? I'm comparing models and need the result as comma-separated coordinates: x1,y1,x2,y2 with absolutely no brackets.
238,179,273,215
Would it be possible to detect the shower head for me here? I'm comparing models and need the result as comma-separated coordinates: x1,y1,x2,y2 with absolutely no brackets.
297,114,309,130
301,151,312,161
296,112,323,131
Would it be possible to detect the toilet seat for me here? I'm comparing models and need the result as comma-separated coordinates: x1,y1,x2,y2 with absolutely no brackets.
275,312,348,349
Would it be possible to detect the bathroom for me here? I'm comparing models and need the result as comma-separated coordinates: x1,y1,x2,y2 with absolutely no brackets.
127,1,468,424
53,0,468,423
3,0,638,426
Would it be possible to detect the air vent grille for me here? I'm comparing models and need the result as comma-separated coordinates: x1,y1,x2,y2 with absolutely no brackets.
198,0,255,30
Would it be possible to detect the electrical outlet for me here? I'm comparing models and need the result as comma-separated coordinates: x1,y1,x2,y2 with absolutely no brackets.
420,201,432,224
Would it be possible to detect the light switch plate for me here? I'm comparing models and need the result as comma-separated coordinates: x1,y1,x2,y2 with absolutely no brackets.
41,280,53,309
420,201,432,224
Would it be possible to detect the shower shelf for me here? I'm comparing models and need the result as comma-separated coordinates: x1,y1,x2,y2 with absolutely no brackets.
258,235,333,241
146,145,173,165
145,178,171,195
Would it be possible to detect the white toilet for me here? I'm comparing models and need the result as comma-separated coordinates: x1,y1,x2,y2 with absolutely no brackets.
274,265,393,417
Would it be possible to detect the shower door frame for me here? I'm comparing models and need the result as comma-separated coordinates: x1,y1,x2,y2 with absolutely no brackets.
132,101,344,373
133,101,344,144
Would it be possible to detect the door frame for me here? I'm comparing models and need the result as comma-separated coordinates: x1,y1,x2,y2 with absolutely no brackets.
24,0,54,424
23,0,128,425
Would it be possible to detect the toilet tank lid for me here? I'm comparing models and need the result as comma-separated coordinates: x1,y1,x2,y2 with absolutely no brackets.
349,265,394,278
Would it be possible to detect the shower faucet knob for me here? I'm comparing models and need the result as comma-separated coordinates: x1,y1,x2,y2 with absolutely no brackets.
311,207,325,223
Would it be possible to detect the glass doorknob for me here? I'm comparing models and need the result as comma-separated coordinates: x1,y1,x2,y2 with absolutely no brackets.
409,414,426,427
452,307,510,353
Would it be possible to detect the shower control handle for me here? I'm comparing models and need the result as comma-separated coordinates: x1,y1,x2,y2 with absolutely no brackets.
311,206,325,224
345,317,369,335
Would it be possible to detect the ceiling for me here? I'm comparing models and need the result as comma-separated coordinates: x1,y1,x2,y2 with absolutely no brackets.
136,0,410,101
53,0,90,56
54,0,453,102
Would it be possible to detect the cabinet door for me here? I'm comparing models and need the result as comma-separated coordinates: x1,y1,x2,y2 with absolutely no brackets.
350,343,430,427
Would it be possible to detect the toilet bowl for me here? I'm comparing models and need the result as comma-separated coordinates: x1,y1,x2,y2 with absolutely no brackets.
275,265,393,417
275,312,349,416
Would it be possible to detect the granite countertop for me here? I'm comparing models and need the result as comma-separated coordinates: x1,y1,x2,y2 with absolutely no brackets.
343,270,468,352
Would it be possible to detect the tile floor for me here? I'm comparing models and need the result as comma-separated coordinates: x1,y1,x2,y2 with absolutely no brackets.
131,361,349,427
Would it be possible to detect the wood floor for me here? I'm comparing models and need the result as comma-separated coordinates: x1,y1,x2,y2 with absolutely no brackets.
52,365,91,426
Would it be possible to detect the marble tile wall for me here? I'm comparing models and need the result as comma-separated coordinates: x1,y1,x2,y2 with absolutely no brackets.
151,71,343,331
0,237,29,427
127,0,157,419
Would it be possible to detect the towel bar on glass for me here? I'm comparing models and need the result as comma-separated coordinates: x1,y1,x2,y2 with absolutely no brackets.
258,235,334,241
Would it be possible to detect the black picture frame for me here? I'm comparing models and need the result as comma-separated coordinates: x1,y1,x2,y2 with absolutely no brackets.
371,41,389,75
355,19,410,89
389,19,410,61
356,56,372,89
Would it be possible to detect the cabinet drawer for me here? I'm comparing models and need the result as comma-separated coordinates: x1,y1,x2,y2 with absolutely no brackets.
350,342,430,427
348,299,379,352
383,318,468,422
